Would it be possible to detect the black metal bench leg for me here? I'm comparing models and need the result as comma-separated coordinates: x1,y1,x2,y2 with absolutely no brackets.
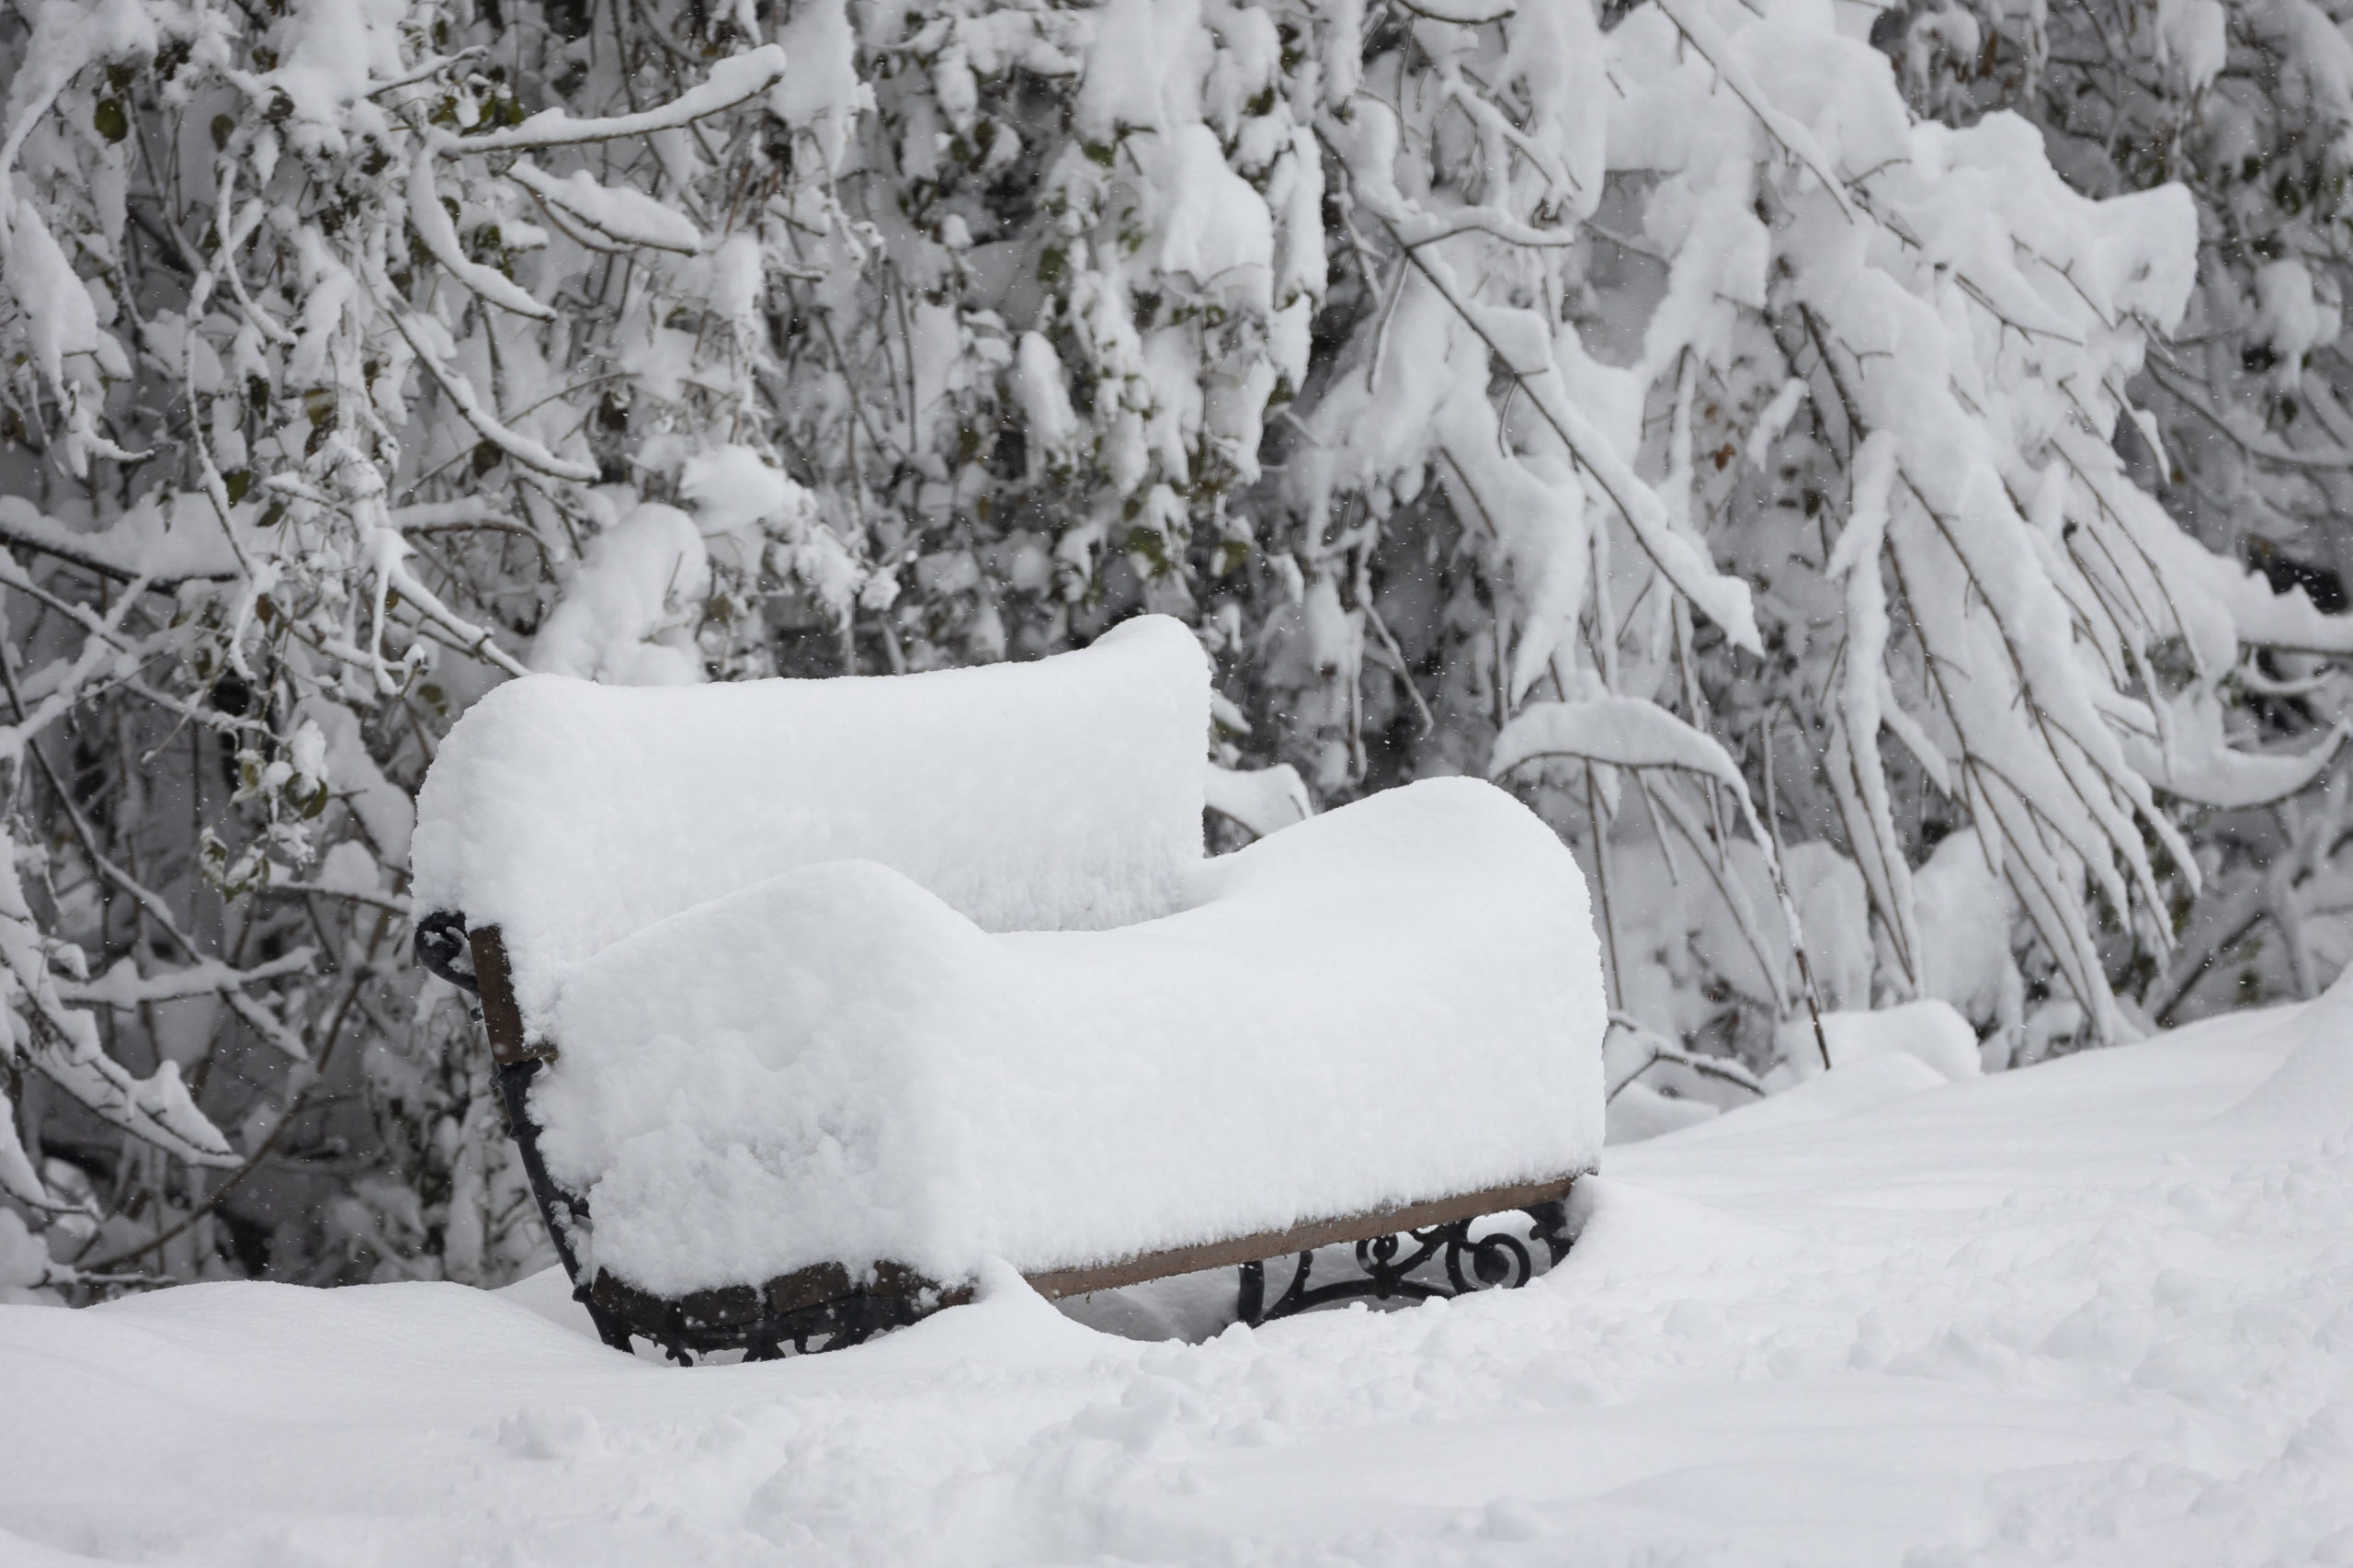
1524,1199,1574,1267
494,1057,635,1354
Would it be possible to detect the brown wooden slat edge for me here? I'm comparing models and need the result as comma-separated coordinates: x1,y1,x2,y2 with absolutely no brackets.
467,926,551,1066
1021,1173,1582,1301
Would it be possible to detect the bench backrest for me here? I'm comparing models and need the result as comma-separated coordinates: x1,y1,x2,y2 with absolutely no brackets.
412,616,1208,1029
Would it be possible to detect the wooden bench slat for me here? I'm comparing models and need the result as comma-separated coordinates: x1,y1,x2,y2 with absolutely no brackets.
1021,1175,1579,1301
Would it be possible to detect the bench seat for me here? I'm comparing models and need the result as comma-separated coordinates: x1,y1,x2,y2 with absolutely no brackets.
526,776,1602,1306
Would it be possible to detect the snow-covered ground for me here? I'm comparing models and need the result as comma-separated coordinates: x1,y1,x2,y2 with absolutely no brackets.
5,996,2350,1567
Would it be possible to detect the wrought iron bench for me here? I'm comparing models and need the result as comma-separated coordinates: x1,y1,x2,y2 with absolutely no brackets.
413,617,1602,1359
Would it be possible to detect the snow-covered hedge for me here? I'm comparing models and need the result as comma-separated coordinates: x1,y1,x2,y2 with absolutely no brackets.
5,0,2351,1289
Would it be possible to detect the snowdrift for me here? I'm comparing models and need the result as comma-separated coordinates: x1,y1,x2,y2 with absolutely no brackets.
7,1004,2350,1566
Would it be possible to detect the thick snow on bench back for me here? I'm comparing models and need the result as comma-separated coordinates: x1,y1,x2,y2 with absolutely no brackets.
412,616,1208,1028
530,777,1605,1297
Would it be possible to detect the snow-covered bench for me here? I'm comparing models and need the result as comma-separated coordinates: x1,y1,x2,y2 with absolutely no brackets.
413,617,1604,1357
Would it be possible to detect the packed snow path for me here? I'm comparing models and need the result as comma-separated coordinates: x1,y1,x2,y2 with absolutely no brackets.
6,1000,2351,1567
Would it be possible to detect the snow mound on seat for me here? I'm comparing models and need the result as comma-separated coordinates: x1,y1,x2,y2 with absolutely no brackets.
411,616,1208,1028
530,777,1606,1297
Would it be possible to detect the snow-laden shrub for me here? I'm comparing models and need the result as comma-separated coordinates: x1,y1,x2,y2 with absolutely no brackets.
1,0,2346,1280
0,0,808,1279
1918,0,2353,1024
1252,0,2350,1059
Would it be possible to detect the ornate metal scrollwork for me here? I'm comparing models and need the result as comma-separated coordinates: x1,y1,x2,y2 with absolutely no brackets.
737,1292,929,1360
599,1277,948,1365
414,910,480,994
1236,1200,1574,1325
